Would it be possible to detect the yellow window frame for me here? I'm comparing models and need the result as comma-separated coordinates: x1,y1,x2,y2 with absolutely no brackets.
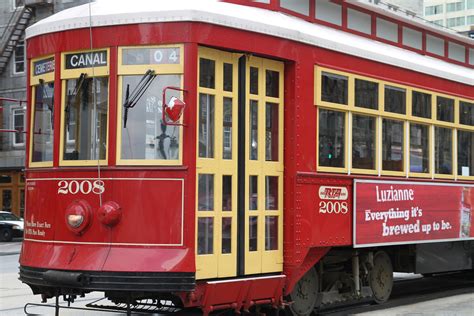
315,65,474,181
116,45,184,166
29,55,55,168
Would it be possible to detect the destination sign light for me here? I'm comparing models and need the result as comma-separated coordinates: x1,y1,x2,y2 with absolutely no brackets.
33,57,55,76
65,50,108,70
122,47,180,65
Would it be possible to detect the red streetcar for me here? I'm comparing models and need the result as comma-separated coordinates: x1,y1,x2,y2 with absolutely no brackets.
19,0,474,315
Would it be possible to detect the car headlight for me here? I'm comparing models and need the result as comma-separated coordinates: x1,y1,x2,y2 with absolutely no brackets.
12,225,21,230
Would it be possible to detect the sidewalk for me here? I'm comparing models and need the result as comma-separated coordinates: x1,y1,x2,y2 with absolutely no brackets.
0,239,22,256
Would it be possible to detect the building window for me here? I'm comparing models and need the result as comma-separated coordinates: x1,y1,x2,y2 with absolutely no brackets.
318,109,345,168
468,0,474,10
430,20,444,27
446,1,465,12
13,40,25,74
12,108,25,146
425,4,443,15
447,17,465,27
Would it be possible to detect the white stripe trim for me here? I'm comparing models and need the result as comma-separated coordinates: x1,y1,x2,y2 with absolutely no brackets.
23,238,184,247
25,0,473,86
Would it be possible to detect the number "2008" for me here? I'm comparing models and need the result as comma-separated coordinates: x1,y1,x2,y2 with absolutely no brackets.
57,180,105,195
319,201,348,214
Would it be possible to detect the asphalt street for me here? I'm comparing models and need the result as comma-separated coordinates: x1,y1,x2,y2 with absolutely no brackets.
1,241,473,315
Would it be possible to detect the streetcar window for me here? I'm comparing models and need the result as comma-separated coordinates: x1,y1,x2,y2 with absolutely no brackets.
355,79,378,110
121,75,181,161
223,63,233,92
265,176,278,210
250,100,259,160
265,216,278,251
221,217,232,254
199,58,215,89
265,102,279,161
63,77,108,161
223,98,233,159
352,115,376,170
402,27,422,50
198,174,214,211
199,94,215,158
470,49,474,66
222,175,232,211
376,18,398,43
266,70,279,98
321,72,348,105
315,0,342,26
318,109,345,168
280,0,309,16
197,217,214,255
412,91,432,119
32,82,54,163
382,119,404,172
460,101,474,126
347,8,371,35
249,216,258,251
426,35,445,56
458,130,474,176
448,42,466,63
249,176,258,211
436,96,454,122
410,124,429,173
384,85,406,114
435,127,452,175
250,67,259,95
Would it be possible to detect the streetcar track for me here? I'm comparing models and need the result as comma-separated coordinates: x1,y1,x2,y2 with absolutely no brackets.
317,274,474,316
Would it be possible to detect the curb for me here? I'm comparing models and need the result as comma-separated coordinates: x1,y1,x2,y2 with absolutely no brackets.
0,251,20,256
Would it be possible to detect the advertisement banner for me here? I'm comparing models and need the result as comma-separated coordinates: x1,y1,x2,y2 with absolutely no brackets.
354,180,474,247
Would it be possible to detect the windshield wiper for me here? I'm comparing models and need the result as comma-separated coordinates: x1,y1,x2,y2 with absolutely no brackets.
123,69,156,128
65,73,87,132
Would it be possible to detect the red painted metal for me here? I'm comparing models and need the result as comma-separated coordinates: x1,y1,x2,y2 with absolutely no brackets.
20,2,474,313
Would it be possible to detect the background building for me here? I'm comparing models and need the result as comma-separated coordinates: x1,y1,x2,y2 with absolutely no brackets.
0,0,89,217
423,0,474,35
382,0,424,15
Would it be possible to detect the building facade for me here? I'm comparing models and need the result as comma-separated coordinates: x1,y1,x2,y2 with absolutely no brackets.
0,0,89,217
383,0,424,15
424,0,474,35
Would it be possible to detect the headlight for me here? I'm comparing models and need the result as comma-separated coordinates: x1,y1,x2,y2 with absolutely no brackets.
67,215,84,228
12,225,21,230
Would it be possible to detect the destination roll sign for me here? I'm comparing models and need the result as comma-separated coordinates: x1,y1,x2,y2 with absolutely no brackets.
65,50,108,70
33,57,55,76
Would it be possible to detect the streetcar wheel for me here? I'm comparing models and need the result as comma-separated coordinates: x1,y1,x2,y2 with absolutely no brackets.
369,251,393,304
1,228,13,242
288,267,320,316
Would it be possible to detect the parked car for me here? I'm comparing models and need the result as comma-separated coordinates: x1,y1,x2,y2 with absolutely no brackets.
0,211,24,241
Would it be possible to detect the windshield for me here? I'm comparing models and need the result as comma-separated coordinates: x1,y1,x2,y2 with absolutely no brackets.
121,75,181,161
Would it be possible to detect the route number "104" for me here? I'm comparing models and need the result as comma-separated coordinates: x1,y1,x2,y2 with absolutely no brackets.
57,180,105,195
